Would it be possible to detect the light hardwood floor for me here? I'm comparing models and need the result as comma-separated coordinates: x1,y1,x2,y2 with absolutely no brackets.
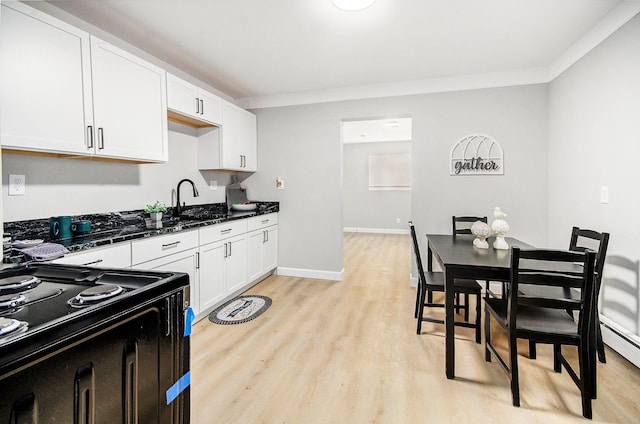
191,232,640,423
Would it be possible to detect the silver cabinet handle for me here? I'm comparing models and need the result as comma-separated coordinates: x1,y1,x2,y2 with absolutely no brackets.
221,228,232,234
261,220,269,224
162,240,181,248
87,126,94,149
228,241,232,257
196,251,200,269
200,99,204,115
97,127,105,150
81,259,103,266
195,97,200,114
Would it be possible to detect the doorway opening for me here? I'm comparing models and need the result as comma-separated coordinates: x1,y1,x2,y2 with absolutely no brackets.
340,116,412,235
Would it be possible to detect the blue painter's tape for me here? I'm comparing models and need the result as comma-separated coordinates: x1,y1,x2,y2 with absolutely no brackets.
166,371,191,405
184,307,195,337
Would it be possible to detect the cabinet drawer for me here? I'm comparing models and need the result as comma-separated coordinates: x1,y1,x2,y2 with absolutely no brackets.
52,242,131,268
131,230,198,265
200,220,248,245
247,213,278,232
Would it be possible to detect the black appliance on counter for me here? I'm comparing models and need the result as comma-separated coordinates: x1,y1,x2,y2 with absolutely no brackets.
0,263,191,423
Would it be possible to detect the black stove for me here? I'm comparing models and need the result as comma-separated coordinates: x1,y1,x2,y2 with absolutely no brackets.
0,263,190,423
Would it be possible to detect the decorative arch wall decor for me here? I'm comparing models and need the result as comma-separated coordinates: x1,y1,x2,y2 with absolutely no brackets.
450,134,504,175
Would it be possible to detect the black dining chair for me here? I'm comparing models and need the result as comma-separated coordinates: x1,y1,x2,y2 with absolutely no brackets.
526,227,609,364
410,221,482,342
452,215,501,298
485,246,597,419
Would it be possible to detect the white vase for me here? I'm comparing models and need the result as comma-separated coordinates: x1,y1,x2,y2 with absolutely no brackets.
150,212,163,222
491,207,510,250
471,220,491,249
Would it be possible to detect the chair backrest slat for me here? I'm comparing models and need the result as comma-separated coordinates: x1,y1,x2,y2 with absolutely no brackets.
452,216,487,235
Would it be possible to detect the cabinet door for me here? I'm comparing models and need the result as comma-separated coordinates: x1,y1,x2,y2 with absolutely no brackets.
247,226,278,282
239,110,258,171
132,249,199,315
167,73,199,117
0,3,93,155
246,230,265,282
91,36,168,162
221,102,254,171
198,241,227,312
199,89,223,125
225,235,248,294
263,226,279,272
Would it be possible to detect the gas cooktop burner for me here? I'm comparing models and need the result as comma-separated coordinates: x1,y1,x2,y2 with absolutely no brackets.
0,275,40,294
0,317,28,338
0,293,26,311
68,284,124,308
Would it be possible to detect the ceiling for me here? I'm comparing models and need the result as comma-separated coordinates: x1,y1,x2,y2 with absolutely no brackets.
42,0,640,109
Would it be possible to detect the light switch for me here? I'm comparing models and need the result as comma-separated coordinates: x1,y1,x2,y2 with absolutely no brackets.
600,186,609,204
9,174,26,196
209,180,217,191
276,178,284,190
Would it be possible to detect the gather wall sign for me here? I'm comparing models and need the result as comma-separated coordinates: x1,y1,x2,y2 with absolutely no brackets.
450,134,504,176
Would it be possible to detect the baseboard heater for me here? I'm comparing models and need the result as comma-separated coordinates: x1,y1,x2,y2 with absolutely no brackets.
601,317,640,350
600,315,640,367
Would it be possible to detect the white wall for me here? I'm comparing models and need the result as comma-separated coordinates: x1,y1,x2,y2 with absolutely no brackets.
343,141,411,232
247,84,549,281
548,14,640,364
1,123,237,221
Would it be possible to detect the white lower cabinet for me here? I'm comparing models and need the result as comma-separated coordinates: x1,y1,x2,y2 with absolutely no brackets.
52,243,131,268
198,220,249,315
199,234,248,312
247,226,278,282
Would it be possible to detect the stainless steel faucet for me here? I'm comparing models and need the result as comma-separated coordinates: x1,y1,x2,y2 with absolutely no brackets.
174,179,199,217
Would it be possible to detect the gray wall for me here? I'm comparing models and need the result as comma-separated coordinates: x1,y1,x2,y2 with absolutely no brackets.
342,141,411,232
247,84,549,279
547,14,640,359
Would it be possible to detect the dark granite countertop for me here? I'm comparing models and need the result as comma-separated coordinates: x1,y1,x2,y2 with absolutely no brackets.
3,202,279,264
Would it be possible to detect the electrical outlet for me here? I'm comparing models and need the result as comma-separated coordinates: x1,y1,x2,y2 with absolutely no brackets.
276,178,284,190
9,174,26,196
209,181,217,191
396,218,401,224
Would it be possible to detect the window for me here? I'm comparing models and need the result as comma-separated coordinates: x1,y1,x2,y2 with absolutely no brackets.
368,154,411,190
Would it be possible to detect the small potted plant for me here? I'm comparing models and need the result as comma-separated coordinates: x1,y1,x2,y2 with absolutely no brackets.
145,201,168,222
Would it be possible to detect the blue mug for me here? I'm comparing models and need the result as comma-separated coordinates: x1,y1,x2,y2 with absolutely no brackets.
50,216,72,240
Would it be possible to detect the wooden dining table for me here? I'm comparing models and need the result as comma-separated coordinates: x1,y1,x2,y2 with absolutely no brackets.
426,234,534,379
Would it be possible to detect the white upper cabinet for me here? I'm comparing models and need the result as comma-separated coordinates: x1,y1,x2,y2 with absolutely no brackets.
221,101,257,171
198,101,257,172
0,3,168,163
0,2,93,155
91,36,168,162
167,73,222,126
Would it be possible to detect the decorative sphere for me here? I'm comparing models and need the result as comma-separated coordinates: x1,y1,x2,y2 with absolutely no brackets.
491,218,510,236
471,221,490,238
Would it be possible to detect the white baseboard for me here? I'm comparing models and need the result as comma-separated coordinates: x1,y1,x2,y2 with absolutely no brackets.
600,316,640,368
344,227,409,235
276,266,344,281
